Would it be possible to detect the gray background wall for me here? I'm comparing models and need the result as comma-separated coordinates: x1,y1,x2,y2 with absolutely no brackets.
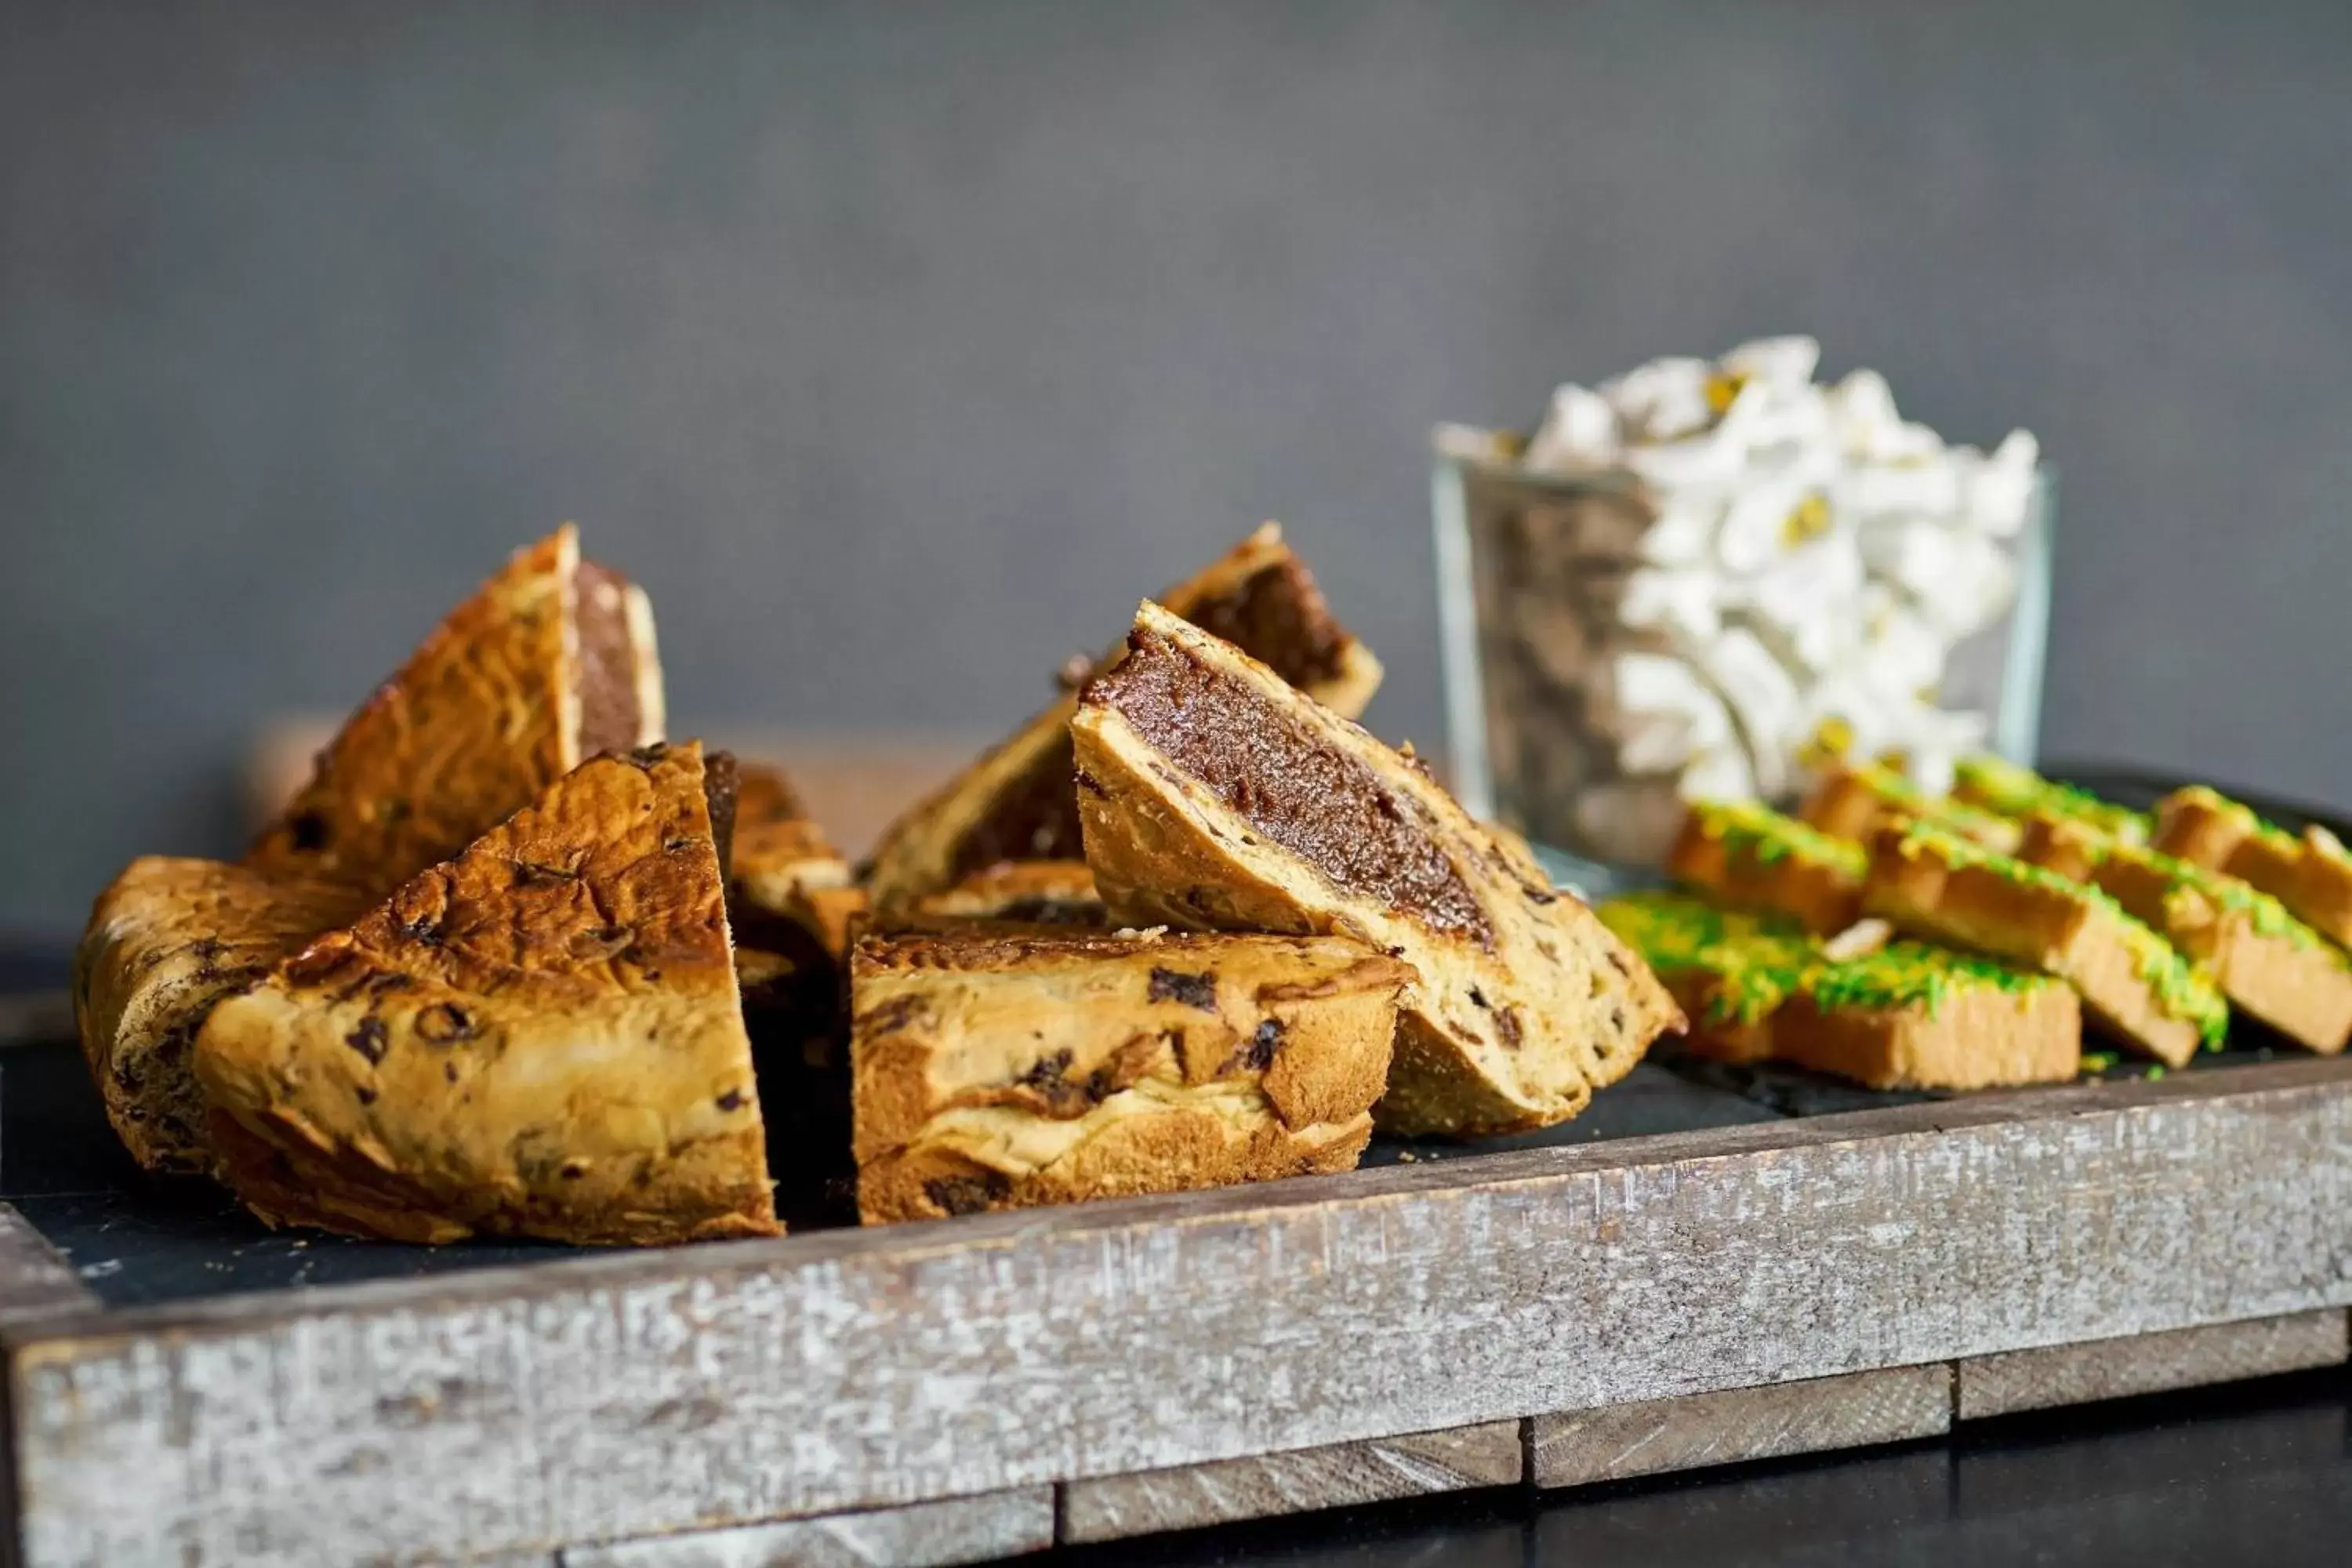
4,0,2349,937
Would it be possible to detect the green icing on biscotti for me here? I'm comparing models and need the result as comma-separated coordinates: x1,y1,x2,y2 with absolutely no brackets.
1687,799,1867,879
1954,756,2151,843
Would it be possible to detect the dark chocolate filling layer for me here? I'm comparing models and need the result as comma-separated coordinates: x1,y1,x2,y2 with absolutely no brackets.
1087,628,1490,942
943,562,1354,883
575,561,643,759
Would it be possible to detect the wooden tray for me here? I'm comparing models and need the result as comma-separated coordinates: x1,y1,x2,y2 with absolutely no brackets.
7,768,2350,1567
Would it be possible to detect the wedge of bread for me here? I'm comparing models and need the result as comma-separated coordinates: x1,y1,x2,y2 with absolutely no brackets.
1952,755,2148,844
1071,601,1682,1137
1802,762,2022,852
1599,890,2081,1090
74,859,364,1171
851,929,1407,1223
2020,815,2352,1054
2153,786,2352,951
863,524,1382,914
247,525,666,902
196,742,778,1245
1665,800,1867,934
1862,818,2223,1066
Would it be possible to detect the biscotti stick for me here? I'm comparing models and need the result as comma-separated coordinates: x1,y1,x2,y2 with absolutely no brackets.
1951,755,2149,844
851,929,1408,1224
1801,761,2021,852
2154,786,2352,951
1600,890,2080,1090
2020,815,2352,1054
1864,817,2223,1066
1665,800,1866,935
1073,601,1683,1138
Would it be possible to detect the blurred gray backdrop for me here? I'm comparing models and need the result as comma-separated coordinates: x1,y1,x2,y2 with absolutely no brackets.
5,0,2350,936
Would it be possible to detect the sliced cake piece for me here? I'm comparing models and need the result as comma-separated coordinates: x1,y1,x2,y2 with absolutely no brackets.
1071,601,1682,1137
2020,815,2352,1054
1599,891,2081,1090
2153,786,2352,950
1951,755,2148,844
1665,800,1867,935
863,524,1383,914
247,524,666,902
196,742,778,1245
852,928,1407,1224
906,861,1104,927
1802,762,2022,852
1863,817,2224,1067
74,859,364,1171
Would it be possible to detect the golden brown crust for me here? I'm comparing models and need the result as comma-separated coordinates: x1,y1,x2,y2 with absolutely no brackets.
1863,823,2205,1067
74,858,365,1172
851,928,1403,1224
246,526,664,903
1664,812,1861,935
1072,602,1682,1138
862,524,1384,915
196,742,778,1246
734,760,808,828
1686,985,2082,1090
902,860,1105,927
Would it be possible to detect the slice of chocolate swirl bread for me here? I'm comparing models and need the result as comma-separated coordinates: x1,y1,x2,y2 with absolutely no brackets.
1070,602,1682,1137
851,928,1406,1224
863,524,1382,915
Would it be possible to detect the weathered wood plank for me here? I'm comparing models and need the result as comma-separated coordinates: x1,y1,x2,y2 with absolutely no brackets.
0,1205,94,1328
11,1062,2352,1568
1059,1419,1523,1544
559,1490,1053,1568
1530,1363,1951,1489
1955,1308,2350,1421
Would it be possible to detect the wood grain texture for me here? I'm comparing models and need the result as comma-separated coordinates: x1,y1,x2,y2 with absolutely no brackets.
560,1490,1052,1568
12,1062,2352,1567
1530,1364,1951,1489
1060,1419,1523,1544
1955,1308,2350,1421
0,1205,94,1327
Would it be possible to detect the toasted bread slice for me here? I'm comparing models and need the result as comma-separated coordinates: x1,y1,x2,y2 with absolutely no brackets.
1599,891,2080,1090
2020,815,2352,1053
1665,800,1867,935
196,742,777,1245
1801,763,2022,853
1071,602,1682,1137
248,526,666,902
863,524,1382,914
74,859,365,1171
906,861,1105,927
1952,756,2148,844
851,929,1406,1224
1863,818,2223,1066
2153,786,2352,951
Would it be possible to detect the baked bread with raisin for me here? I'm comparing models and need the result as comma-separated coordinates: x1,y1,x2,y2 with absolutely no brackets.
862,524,1382,915
1070,601,1682,1138
247,524,666,902
852,928,1407,1224
196,742,778,1245
75,859,364,1171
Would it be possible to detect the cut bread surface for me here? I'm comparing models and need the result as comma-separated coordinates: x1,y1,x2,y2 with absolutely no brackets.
1863,818,2223,1067
2154,786,2352,951
1072,601,1682,1137
862,524,1382,914
851,928,1405,1223
1667,800,1866,935
247,525,666,904
196,742,777,1246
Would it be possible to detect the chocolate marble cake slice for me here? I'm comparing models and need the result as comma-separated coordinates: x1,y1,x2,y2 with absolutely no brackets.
246,524,666,903
862,523,1382,915
1070,601,1683,1138
197,742,778,1246
851,928,1407,1224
